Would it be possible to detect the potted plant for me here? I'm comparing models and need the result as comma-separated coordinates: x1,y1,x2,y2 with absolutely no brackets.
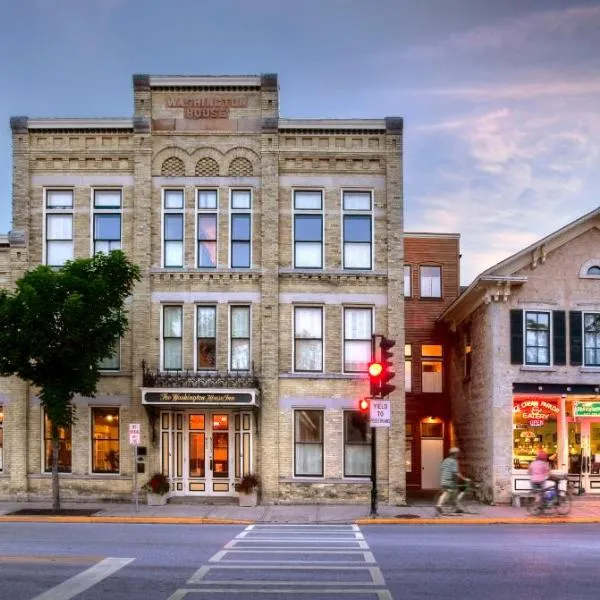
142,473,170,506
235,473,260,507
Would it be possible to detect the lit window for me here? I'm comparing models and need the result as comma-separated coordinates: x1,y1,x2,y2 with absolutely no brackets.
420,265,441,298
342,191,372,270
421,344,443,393
45,189,73,266
43,412,72,473
344,307,372,372
294,191,323,268
91,407,119,473
405,344,412,392
294,410,323,476
197,190,218,268
163,189,184,268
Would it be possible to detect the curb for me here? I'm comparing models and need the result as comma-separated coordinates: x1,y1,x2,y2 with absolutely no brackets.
356,517,600,525
0,516,254,525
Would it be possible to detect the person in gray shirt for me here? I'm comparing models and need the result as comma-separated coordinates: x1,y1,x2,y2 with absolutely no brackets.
436,447,470,514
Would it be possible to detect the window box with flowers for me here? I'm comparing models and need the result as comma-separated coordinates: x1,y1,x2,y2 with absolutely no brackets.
235,473,260,507
142,473,170,506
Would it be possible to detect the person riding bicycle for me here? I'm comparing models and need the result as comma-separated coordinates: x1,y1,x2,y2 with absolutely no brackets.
528,450,550,504
436,447,470,514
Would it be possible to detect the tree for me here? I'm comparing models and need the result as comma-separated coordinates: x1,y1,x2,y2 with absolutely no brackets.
0,251,141,511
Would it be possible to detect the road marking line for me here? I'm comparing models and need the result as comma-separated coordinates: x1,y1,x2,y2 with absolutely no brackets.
225,542,370,549
208,550,227,563
170,589,390,596
231,537,363,542
187,564,210,583
29,557,134,600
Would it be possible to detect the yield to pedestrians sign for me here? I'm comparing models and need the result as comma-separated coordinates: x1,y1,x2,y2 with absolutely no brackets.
370,399,390,427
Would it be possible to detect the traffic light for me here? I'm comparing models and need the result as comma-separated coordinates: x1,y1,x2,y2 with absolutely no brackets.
379,336,396,398
368,361,383,397
359,397,370,413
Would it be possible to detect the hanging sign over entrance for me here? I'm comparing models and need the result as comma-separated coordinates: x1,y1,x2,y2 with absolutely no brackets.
141,389,257,406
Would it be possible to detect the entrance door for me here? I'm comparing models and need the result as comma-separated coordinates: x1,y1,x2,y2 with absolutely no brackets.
421,440,444,489
567,420,600,494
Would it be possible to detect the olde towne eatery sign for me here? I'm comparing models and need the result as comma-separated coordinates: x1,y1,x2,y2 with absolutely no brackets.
165,96,249,119
142,389,257,406
514,396,560,427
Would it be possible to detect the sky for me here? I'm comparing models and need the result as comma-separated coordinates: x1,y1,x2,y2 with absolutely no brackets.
0,0,599,284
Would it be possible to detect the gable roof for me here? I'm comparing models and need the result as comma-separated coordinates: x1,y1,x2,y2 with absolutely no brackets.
440,205,600,329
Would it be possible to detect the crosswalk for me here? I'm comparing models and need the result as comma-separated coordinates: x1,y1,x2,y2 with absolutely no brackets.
168,524,392,599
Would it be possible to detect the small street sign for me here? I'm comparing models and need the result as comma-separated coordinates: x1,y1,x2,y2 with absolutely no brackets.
370,399,391,427
129,423,141,446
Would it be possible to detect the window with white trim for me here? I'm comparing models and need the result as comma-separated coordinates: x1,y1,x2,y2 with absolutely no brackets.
294,409,323,477
230,190,251,268
404,265,411,297
420,265,441,298
45,189,73,266
343,307,372,372
163,189,184,268
91,407,119,473
584,313,600,366
197,305,217,370
93,189,121,255
421,344,443,393
294,190,323,268
230,305,250,371
43,411,72,473
344,411,371,477
294,306,323,372
163,306,183,370
525,311,550,365
98,338,121,371
342,191,372,270
405,344,412,392
197,190,218,268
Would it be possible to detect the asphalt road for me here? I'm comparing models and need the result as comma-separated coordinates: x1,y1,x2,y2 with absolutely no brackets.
0,522,599,599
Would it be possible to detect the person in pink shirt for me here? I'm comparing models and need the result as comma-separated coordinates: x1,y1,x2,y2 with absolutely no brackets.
529,451,550,502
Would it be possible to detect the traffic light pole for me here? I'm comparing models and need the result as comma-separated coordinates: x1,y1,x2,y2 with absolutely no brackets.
370,334,378,516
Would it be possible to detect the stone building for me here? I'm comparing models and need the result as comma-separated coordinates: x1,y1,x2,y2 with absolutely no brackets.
1,74,405,504
440,206,600,503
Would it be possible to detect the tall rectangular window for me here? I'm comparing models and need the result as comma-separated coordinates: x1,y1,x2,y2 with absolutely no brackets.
230,305,250,371
45,189,73,266
197,190,218,268
464,328,472,379
93,189,122,255
294,307,323,372
294,190,323,268
163,189,184,268
294,409,323,477
344,307,372,372
405,344,412,392
163,306,183,370
91,407,119,473
421,344,443,393
525,311,550,365
404,265,411,297
342,191,372,270
420,265,441,298
43,412,72,473
98,338,120,371
344,411,371,477
584,313,600,367
0,406,3,472
230,190,251,268
197,306,217,370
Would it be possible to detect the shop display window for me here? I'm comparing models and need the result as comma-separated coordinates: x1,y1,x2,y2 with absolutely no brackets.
513,396,558,469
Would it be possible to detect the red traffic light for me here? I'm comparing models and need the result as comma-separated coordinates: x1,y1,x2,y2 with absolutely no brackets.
359,398,370,412
368,362,383,378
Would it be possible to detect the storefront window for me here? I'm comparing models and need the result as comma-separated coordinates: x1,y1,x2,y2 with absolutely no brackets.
43,412,72,473
91,407,120,473
513,396,559,469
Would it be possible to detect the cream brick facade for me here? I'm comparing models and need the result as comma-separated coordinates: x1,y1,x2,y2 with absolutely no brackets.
1,74,405,504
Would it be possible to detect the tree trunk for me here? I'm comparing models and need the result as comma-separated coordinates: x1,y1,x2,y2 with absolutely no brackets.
51,423,60,513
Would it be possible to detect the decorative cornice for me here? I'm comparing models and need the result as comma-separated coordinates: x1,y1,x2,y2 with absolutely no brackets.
25,118,134,130
278,118,386,132
148,75,261,88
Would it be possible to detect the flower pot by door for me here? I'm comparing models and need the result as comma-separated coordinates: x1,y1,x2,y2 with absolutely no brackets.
238,491,258,507
147,493,167,506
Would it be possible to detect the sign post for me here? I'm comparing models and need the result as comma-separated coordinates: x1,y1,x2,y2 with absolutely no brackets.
129,424,141,512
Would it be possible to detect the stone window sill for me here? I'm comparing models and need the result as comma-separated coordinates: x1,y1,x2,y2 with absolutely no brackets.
519,365,557,372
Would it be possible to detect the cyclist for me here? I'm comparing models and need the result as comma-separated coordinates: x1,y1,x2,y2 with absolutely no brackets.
436,447,470,514
528,450,550,505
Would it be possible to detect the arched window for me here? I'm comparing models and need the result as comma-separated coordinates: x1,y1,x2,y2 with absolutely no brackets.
161,157,185,177
195,158,219,177
587,266,600,276
228,157,253,177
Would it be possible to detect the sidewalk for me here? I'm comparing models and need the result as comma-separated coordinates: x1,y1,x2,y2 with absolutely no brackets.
1,496,600,525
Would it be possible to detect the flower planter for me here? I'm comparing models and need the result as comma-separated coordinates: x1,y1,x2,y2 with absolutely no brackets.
238,490,258,507
146,492,168,506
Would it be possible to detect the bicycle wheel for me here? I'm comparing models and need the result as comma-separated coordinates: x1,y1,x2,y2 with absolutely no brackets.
555,491,572,516
526,494,543,516
458,490,479,514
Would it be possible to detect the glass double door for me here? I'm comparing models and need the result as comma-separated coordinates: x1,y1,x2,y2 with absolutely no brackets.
567,420,600,494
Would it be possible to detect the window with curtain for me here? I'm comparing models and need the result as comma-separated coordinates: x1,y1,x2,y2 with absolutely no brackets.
420,265,441,298
230,305,250,370
584,313,600,366
344,411,371,477
230,190,252,268
163,306,182,370
43,411,72,473
45,189,73,266
91,407,119,473
294,410,323,476
294,190,323,268
197,306,217,370
197,189,218,268
342,191,372,270
421,344,443,393
93,189,122,255
163,189,184,267
525,311,550,365
344,307,372,372
405,344,412,392
404,265,411,297
98,338,120,371
294,307,323,372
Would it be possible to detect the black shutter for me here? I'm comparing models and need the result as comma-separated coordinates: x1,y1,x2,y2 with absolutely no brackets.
510,309,523,364
553,311,566,365
570,311,582,366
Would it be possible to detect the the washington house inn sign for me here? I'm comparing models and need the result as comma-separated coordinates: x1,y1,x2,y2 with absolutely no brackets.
0,74,405,504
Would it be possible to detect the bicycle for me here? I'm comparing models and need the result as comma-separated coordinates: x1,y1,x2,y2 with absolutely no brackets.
525,474,572,516
434,480,484,515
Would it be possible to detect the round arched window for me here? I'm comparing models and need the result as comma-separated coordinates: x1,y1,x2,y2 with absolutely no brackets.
587,266,600,275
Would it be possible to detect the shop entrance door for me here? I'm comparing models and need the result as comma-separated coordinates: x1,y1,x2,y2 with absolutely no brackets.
567,420,600,494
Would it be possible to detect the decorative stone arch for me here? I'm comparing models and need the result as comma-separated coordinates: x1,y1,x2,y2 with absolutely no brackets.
152,146,190,176
161,157,185,177
223,147,260,177
190,147,224,177
579,258,600,279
